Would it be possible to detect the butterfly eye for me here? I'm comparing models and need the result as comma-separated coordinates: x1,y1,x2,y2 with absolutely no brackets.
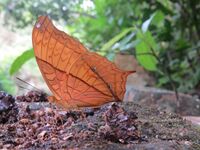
36,22,41,28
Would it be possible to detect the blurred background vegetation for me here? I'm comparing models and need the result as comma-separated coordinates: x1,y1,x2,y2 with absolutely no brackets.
0,0,200,95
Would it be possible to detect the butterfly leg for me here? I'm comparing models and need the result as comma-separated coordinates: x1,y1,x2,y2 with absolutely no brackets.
70,103,95,129
47,96,66,127
65,100,88,122
82,110,97,131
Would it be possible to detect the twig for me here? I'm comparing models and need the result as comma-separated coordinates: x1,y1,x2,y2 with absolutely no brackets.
139,36,180,107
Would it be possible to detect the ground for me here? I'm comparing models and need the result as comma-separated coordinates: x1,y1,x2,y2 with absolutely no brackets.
0,91,200,150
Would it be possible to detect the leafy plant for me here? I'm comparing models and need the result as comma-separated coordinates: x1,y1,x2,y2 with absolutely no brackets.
10,48,34,75
0,56,16,94
6,0,200,94
0,67,15,94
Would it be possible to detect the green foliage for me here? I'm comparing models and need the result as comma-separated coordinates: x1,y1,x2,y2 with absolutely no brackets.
135,31,158,71
0,0,82,28
141,10,164,32
9,49,34,75
0,67,15,94
0,56,16,94
4,0,200,93
100,28,135,56
74,0,200,93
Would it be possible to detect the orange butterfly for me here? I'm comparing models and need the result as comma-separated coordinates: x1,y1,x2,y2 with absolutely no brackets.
32,16,134,109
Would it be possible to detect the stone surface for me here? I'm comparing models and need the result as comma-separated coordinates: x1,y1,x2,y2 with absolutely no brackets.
114,53,154,87
183,116,200,126
125,85,200,115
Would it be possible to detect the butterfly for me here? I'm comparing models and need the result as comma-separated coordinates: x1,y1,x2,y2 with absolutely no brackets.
32,16,134,109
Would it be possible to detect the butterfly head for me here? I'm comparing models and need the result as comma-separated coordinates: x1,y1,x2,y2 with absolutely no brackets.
34,16,50,32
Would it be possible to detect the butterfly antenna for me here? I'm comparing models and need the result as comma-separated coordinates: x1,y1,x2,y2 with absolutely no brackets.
17,85,33,92
16,77,42,92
